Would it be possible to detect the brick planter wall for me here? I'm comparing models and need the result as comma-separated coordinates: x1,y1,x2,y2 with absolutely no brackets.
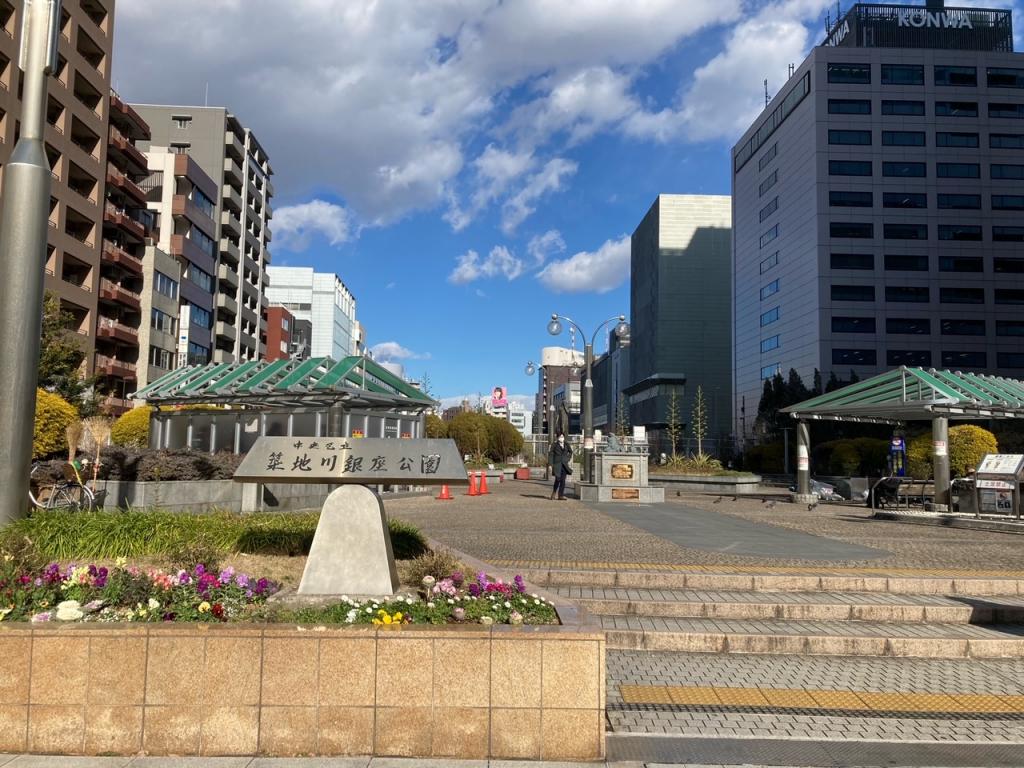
0,623,605,760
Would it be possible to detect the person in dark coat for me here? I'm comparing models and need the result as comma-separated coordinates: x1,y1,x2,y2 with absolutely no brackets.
548,432,573,500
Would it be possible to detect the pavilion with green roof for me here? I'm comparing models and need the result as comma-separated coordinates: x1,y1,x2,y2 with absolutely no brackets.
131,356,437,454
781,367,1024,507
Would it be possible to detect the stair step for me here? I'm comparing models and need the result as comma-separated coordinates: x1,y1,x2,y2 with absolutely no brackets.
600,615,1024,658
553,586,1024,624
523,567,1024,597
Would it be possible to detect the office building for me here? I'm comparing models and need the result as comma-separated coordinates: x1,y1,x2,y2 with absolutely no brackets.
507,402,535,439
264,305,295,362
265,266,358,359
132,105,273,362
0,0,115,371
627,194,732,448
731,1,1024,440
532,346,583,435
591,330,631,434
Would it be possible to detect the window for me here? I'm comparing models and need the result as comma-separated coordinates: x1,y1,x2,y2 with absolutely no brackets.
884,192,927,209
154,271,178,299
942,350,986,367
760,252,778,274
938,225,982,241
830,191,873,207
760,280,780,300
990,103,1024,119
188,226,216,260
991,133,1024,149
885,254,929,271
940,287,985,304
150,308,176,335
995,289,1024,304
829,160,872,176
887,318,930,335
172,115,192,128
760,335,780,353
170,142,191,154
830,222,873,238
886,286,929,303
998,353,1024,368
190,187,216,219
939,256,983,272
828,63,871,84
884,223,927,240
832,316,876,333
149,346,172,370
831,285,874,301
760,307,780,327
829,129,872,145
832,349,877,365
185,265,215,292
989,68,1024,88
734,73,810,172
830,253,873,270
759,197,778,222
187,303,213,329
881,64,924,85
758,143,777,171
760,224,779,248
992,164,1024,180
882,100,924,115
938,194,981,209
935,101,978,117
882,130,925,146
883,161,926,177
187,342,210,366
761,363,781,380
993,195,1024,210
936,132,979,148
937,163,980,178
997,320,1024,336
934,65,977,87
759,170,778,196
829,98,872,115
942,319,985,336
888,350,931,367
993,226,1024,242
994,257,1024,273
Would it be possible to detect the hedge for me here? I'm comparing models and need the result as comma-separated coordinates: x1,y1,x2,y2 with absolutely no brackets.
33,447,243,483
907,425,998,479
110,405,152,448
33,389,77,459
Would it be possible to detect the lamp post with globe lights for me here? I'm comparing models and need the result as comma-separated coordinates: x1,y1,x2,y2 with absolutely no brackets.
524,360,552,480
543,314,629,484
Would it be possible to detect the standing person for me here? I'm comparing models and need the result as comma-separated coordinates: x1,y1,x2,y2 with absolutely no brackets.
548,432,573,500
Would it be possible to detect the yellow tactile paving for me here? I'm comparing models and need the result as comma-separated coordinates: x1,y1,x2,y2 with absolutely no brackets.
618,684,1024,714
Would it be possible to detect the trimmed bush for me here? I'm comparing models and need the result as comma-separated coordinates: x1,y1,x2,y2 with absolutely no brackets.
110,406,152,448
33,389,78,459
742,443,784,474
907,425,998,479
136,450,244,481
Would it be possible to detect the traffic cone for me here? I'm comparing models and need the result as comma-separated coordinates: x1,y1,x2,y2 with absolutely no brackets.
478,471,490,495
436,484,453,501
466,472,479,496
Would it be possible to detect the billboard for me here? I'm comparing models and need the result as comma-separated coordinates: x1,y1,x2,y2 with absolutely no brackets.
491,386,508,408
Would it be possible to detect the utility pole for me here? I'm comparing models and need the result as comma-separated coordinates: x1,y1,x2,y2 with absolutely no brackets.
0,0,63,525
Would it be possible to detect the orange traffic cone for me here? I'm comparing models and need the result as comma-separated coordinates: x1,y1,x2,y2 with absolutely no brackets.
436,484,453,501
466,472,479,496
478,471,490,495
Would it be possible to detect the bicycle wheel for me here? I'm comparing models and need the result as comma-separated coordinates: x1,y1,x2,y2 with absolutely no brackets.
48,484,91,512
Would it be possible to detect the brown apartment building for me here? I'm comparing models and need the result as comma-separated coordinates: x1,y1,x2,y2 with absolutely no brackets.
0,0,114,372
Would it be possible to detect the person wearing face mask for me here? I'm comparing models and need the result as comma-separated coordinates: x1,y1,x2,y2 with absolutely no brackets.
548,432,573,500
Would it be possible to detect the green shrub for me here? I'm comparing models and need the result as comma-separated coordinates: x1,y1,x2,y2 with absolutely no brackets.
388,518,429,559
110,406,152,448
33,388,78,459
907,425,998,479
742,443,784,474
136,450,243,481
830,442,861,475
401,549,464,586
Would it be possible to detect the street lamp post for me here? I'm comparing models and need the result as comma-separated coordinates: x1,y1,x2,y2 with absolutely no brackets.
546,313,629,484
524,360,550,480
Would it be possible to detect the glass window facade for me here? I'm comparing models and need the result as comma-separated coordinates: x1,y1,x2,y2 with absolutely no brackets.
882,100,924,115
941,319,986,335
884,223,928,240
934,65,977,86
830,191,873,207
830,160,873,176
885,254,929,271
830,98,872,114
937,225,982,241
881,64,923,85
888,350,931,366
938,194,981,209
829,129,872,145
887,318,930,335
936,132,979,148
886,286,930,303
938,256,983,271
828,63,871,83
830,222,874,238
832,316,876,333
883,161,926,177
883,131,925,146
831,253,874,269
884,192,927,208
831,285,875,301
832,349,877,365
940,287,985,304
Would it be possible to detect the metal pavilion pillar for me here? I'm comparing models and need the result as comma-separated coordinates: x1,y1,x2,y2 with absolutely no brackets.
932,415,951,510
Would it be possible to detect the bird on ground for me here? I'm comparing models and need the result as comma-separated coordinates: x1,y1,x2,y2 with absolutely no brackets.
807,501,819,511
731,495,739,502
713,496,723,503
761,498,768,504
766,501,778,509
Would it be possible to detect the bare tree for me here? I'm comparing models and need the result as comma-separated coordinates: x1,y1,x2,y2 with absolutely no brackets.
666,391,683,462
691,386,708,457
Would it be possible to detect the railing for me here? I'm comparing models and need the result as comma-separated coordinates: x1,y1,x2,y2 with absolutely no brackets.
98,317,138,335
94,354,136,372
63,276,92,292
101,241,143,270
100,278,141,299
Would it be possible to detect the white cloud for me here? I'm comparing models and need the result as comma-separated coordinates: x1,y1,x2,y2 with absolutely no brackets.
448,245,525,284
527,230,566,266
444,145,536,230
501,158,578,234
370,341,430,362
273,199,353,251
537,235,631,294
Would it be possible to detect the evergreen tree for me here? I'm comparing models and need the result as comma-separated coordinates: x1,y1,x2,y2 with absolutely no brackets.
691,386,708,457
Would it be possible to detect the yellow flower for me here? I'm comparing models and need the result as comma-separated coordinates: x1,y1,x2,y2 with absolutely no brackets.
393,612,403,622
198,601,211,614
381,614,393,625
371,618,382,626
115,556,128,568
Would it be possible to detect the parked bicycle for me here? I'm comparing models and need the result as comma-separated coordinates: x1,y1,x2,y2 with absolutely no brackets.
29,459,96,512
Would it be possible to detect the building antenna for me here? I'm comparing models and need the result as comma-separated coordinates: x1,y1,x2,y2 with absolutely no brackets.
789,63,795,78
764,79,771,107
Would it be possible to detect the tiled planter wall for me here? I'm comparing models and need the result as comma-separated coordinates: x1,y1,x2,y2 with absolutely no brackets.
0,623,605,761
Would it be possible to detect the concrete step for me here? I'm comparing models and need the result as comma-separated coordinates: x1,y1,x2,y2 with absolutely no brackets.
552,585,1024,625
600,614,1024,658
522,567,1024,597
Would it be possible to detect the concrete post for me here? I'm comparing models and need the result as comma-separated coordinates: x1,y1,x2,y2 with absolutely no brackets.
791,420,817,504
328,403,345,437
932,416,950,511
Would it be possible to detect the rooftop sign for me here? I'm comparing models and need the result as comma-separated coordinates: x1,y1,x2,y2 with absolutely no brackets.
823,4,1013,52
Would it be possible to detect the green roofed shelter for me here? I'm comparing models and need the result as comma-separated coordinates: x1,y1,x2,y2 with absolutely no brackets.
131,356,437,454
781,367,1024,508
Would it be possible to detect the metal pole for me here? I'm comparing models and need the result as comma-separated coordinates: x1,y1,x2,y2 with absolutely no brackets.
582,342,594,484
932,416,950,510
796,421,811,496
0,0,62,525
783,428,790,476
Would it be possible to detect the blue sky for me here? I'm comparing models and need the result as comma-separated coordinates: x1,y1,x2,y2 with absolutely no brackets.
114,0,1021,407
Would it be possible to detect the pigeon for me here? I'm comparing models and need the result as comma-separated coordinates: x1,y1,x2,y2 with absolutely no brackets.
713,496,723,504
731,495,739,502
766,501,778,509
807,501,819,511
761,498,768,504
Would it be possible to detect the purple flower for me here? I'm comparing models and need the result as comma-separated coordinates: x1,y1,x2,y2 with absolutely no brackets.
245,589,253,598
218,567,235,583
178,570,191,585
450,571,464,588
33,578,42,587
514,575,526,594
161,612,176,622
235,573,250,588
95,567,108,588
255,578,270,595
468,583,481,597
194,564,206,577
476,571,488,589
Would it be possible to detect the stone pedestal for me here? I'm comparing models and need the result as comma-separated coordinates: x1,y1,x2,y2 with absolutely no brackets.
575,451,665,503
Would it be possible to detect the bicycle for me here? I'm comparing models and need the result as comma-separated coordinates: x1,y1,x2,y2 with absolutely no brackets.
29,460,96,512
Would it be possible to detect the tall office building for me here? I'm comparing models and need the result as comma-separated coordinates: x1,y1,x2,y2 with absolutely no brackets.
265,266,358,359
731,1,1023,440
0,0,115,371
628,194,732,446
132,105,274,363
532,346,583,436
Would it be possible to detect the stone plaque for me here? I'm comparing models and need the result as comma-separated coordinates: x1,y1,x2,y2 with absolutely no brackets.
233,437,466,485
611,463,634,480
611,488,640,500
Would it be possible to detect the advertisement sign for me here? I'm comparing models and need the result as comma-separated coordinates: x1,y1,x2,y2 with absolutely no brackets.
977,455,1024,475
491,386,508,408
980,489,1014,514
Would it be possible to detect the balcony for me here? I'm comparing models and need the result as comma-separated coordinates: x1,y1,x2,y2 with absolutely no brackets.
101,395,132,416
223,156,243,187
216,292,238,316
215,320,237,342
220,209,241,238
99,278,141,310
225,129,244,162
172,194,216,236
94,354,137,380
106,162,146,205
265,177,275,198
244,227,260,252
108,124,149,173
109,92,151,141
96,316,139,345
220,237,240,264
222,183,242,213
217,263,239,291
104,202,145,241
101,240,143,275
241,280,259,302
170,234,216,274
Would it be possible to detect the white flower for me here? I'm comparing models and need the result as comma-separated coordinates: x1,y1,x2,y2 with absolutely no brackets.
531,593,538,599
345,609,357,624
504,601,511,608
427,602,435,609
148,598,160,610
341,595,350,602
422,575,436,588
479,616,494,626
534,599,540,605
447,599,455,605
405,597,415,605
365,607,373,614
